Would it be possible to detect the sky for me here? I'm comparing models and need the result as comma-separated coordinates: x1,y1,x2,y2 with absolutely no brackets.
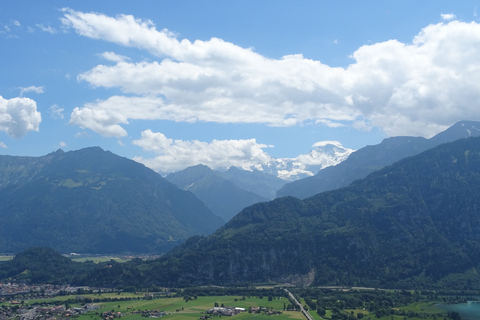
1,1,480,174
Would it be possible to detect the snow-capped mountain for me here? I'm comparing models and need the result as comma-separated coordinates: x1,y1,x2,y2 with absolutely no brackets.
258,141,354,181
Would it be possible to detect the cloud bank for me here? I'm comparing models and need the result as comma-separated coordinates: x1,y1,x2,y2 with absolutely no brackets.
133,129,273,174
62,9,480,139
132,130,353,178
0,96,41,138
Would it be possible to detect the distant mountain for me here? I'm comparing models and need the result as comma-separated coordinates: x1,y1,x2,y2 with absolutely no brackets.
132,136,480,289
0,147,223,254
5,137,480,289
219,166,286,199
277,121,480,199
166,165,269,221
258,141,354,181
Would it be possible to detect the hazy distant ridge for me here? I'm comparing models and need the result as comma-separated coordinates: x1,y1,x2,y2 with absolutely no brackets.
277,121,480,199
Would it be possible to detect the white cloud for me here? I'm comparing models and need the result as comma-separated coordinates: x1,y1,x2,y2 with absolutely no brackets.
19,86,44,97
0,96,42,138
312,140,343,148
133,130,273,174
49,104,64,119
13,20,20,27
75,131,90,138
441,13,456,21
99,51,131,62
59,141,66,148
36,24,57,34
62,9,480,138
0,142,6,149
133,131,355,178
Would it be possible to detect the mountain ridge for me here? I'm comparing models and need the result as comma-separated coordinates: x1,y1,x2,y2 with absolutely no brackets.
0,147,223,254
277,120,480,199
165,164,269,221
137,136,480,288
3,137,480,289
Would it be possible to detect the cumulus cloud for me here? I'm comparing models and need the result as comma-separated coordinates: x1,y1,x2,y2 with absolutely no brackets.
62,9,480,138
132,129,273,174
0,142,6,149
133,131,354,177
0,96,42,138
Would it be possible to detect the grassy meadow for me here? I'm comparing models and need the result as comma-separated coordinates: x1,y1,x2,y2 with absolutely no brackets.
75,295,303,320
0,255,13,262
69,256,131,263
0,291,453,320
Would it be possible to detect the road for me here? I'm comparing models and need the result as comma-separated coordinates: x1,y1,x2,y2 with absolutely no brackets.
284,289,315,320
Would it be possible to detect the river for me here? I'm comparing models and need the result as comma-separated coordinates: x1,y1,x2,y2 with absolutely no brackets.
438,301,480,320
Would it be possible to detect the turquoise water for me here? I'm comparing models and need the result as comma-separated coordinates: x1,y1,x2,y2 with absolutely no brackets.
438,301,480,320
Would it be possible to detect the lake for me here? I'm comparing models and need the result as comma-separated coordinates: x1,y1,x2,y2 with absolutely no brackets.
438,301,480,320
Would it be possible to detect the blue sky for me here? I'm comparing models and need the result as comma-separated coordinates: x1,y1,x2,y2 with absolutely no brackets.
1,1,480,174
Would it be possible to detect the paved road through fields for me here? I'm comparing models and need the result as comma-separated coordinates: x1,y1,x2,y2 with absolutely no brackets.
284,289,314,320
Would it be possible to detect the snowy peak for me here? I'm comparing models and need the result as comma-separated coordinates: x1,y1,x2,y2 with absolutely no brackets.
258,141,354,181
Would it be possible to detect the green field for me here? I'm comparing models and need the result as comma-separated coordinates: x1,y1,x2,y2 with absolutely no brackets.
69,256,130,263
0,292,453,320
0,255,13,262
75,296,303,320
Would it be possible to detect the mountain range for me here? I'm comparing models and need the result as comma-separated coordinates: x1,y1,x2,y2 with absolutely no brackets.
0,147,223,254
3,136,480,289
165,165,271,221
256,141,354,180
131,136,480,288
277,121,480,199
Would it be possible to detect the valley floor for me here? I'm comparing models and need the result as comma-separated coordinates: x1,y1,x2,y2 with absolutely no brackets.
0,287,469,320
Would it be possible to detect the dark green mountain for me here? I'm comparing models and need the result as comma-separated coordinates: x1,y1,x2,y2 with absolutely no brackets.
0,247,92,284
165,164,269,221
277,120,480,199
219,166,286,199
134,137,480,289
0,147,223,254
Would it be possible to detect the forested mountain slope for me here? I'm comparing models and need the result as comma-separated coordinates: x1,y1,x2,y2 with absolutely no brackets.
277,121,480,199
137,137,480,288
166,164,269,221
0,147,223,254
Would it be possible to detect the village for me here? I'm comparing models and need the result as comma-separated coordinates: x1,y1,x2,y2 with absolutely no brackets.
203,306,283,317
0,302,100,320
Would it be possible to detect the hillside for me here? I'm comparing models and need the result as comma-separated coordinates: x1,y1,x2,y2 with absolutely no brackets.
166,164,269,221
5,137,480,289
0,147,223,254
219,166,286,200
133,136,480,288
277,120,480,199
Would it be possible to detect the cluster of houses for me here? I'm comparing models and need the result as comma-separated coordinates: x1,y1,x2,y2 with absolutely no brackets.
0,306,16,320
140,310,167,318
202,306,282,318
1,303,101,320
101,310,123,320
0,284,46,297
0,284,100,297
204,307,246,317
